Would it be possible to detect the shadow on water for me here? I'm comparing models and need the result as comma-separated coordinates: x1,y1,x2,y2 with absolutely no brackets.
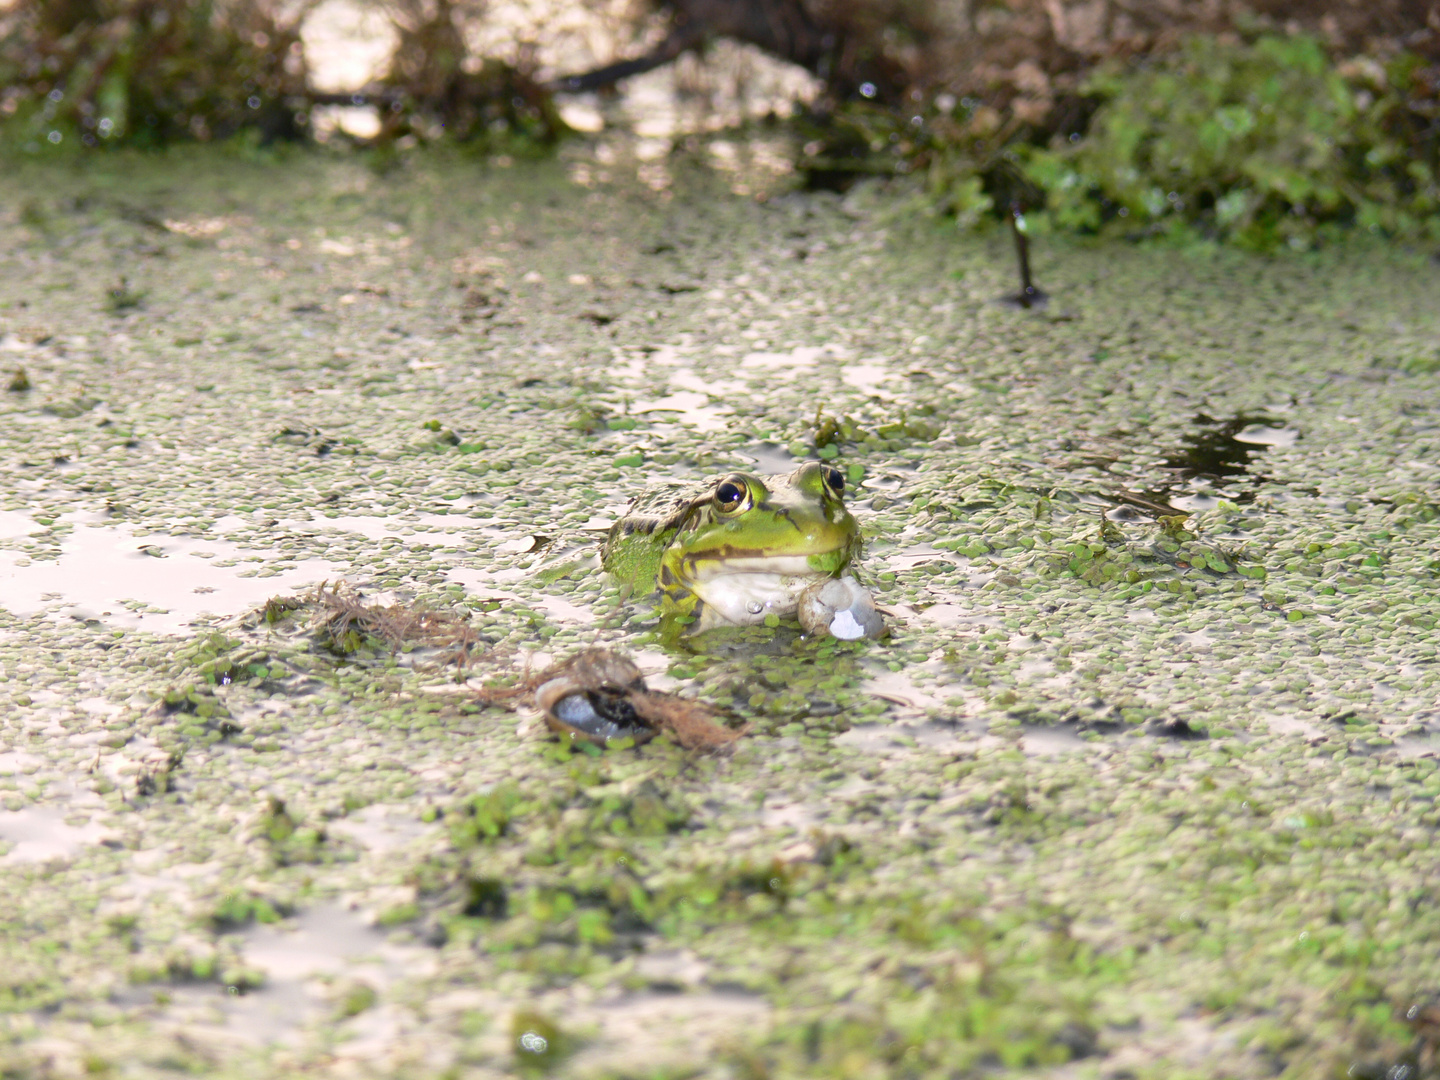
1162,414,1296,481
1113,414,1300,517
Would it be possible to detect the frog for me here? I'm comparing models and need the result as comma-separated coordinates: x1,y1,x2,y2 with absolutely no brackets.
601,462,885,639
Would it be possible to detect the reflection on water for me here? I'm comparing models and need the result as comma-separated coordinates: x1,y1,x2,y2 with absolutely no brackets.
241,902,433,988
835,717,1101,759
632,389,735,432
734,442,796,474
1233,422,1299,447
445,567,597,624
565,989,770,1076
279,511,465,543
739,344,849,380
1161,415,1297,485
0,509,47,539
327,802,442,854
1167,492,1224,512
0,515,343,633
841,362,899,399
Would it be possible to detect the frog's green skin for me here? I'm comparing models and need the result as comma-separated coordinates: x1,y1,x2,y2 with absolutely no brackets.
602,462,861,632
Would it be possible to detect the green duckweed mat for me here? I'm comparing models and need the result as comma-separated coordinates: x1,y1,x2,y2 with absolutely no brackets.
0,147,1438,1079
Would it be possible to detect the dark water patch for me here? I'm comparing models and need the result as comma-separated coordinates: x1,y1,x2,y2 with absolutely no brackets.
1162,414,1295,483
1102,415,1299,518
1146,717,1207,740
1020,715,1123,754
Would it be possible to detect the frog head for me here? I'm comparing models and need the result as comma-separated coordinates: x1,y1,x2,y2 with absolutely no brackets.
658,462,860,628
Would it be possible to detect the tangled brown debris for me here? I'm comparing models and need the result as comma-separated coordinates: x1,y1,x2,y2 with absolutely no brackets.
309,582,483,665
474,647,746,752
252,581,484,668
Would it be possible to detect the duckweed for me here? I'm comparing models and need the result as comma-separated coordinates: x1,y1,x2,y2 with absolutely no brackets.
0,150,1435,1079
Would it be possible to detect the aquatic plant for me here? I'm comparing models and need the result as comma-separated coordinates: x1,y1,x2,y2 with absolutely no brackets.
1020,34,1440,247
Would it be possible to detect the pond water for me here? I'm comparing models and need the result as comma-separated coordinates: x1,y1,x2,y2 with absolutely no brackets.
0,514,342,633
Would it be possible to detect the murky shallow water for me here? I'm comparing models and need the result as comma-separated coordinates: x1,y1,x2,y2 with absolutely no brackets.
0,508,578,633
5,133,1438,1078
124,903,437,1048
0,805,117,864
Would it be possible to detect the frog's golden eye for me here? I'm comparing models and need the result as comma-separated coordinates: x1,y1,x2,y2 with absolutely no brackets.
822,466,845,496
714,479,748,513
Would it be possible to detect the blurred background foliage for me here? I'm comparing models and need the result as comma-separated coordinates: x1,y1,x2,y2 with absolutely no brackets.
1,0,1437,247
0,0,311,148
1023,35,1440,247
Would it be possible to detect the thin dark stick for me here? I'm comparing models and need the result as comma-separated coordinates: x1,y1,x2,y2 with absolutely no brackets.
552,24,706,93
302,90,404,109
1009,201,1046,309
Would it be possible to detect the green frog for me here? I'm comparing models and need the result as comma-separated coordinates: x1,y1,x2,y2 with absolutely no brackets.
601,462,885,638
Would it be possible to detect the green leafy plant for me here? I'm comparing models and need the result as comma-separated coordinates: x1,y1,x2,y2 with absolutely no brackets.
1021,35,1440,248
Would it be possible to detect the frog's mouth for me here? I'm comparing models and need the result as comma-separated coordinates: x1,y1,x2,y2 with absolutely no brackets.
685,553,830,579
681,549,851,626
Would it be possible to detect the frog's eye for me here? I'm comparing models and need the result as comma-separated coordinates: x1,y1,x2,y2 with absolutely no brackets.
714,479,748,512
822,466,845,495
